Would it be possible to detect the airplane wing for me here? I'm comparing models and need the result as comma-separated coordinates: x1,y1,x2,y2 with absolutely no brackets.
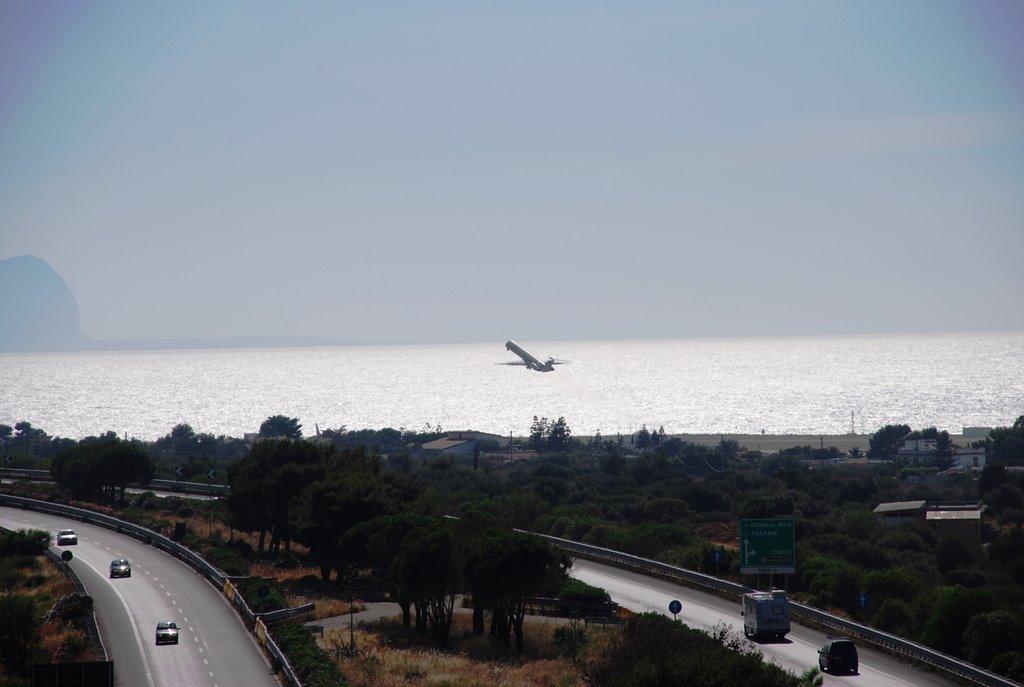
497,361,528,366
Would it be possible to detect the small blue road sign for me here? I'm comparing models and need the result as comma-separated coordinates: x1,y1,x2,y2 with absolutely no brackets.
669,599,682,616
856,592,870,609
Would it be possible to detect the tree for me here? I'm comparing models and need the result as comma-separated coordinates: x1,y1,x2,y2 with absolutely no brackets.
50,440,154,504
869,424,911,459
989,417,1024,466
529,416,548,452
0,423,11,450
391,519,461,647
259,415,303,439
0,593,40,677
635,425,652,449
360,512,424,626
226,439,329,555
963,610,1024,668
171,423,195,439
931,430,955,470
978,464,1009,497
547,417,572,452
0,529,51,556
984,483,1024,520
290,448,394,582
156,423,196,455
919,586,992,655
463,530,566,653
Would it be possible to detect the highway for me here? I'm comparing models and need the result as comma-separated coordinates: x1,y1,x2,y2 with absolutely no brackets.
571,558,959,687
0,507,280,687
0,500,970,686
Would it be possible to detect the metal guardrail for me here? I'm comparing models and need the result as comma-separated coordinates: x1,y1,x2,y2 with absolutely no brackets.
150,479,230,496
534,532,1022,687
10,493,1018,687
261,603,317,625
0,469,230,496
0,494,304,687
0,467,51,480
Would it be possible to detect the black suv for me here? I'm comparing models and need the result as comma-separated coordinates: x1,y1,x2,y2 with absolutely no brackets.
819,636,858,674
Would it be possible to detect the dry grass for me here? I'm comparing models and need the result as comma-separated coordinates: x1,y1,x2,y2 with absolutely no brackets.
249,561,320,581
23,556,99,663
311,596,367,620
323,613,603,687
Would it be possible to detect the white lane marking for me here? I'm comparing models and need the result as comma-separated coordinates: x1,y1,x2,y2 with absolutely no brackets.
72,556,156,687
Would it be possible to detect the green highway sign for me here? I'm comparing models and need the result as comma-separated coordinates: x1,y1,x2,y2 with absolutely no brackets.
740,518,795,574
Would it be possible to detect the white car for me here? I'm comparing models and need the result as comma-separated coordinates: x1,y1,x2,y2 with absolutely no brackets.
56,529,78,546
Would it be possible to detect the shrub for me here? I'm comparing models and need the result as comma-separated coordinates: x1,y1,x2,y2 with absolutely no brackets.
269,623,348,687
586,613,799,687
559,578,610,603
0,529,51,556
201,546,250,577
45,594,93,627
237,576,288,613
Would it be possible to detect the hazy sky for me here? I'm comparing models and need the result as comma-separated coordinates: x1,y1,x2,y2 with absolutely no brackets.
2,1,1022,344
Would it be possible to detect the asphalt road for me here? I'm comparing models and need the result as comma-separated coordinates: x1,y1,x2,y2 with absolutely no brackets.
0,507,281,687
571,558,959,687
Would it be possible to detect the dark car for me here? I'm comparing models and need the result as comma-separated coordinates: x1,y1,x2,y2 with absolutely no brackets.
819,636,858,674
155,621,179,645
109,559,132,578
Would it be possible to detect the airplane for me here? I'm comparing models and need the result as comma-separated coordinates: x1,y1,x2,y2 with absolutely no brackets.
500,340,567,372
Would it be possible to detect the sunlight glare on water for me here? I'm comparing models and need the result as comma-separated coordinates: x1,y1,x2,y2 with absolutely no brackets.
1,332,1021,441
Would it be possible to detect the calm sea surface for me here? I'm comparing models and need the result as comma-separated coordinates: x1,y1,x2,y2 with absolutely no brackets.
1,333,1021,441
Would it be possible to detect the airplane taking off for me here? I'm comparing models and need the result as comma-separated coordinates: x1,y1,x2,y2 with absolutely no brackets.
500,340,566,372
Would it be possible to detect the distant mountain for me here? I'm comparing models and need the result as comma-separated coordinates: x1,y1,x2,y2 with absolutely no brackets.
89,335,346,351
0,255,94,352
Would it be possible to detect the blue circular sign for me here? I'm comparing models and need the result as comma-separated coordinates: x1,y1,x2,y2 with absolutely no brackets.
712,549,723,564
669,599,682,615
856,592,870,609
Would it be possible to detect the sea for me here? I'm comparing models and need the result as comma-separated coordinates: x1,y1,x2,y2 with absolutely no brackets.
1,332,1021,442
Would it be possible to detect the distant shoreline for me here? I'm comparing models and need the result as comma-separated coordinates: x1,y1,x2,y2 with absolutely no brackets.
597,433,979,453
674,433,872,452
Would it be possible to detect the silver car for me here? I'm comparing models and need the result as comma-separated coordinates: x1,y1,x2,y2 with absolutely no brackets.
155,621,179,645
56,529,78,546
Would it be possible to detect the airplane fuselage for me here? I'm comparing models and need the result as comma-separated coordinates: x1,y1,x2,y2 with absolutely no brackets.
505,340,556,372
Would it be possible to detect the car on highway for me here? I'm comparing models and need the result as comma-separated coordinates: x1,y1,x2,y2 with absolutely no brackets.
109,559,132,578
819,636,858,674
155,621,179,645
56,529,78,546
